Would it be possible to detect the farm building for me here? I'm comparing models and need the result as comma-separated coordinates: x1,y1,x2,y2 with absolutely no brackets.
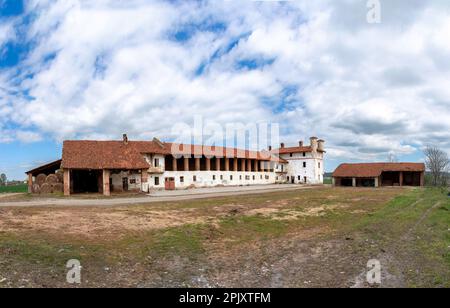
332,163,425,187
26,135,325,196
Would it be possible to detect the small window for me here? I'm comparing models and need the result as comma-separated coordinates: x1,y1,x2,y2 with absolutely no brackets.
253,175,256,180
260,175,263,180
180,176,184,183
230,175,233,181
265,175,270,180
290,153,293,157
318,162,321,169
298,176,301,181
213,175,216,180
193,175,197,182
155,177,160,186
154,158,160,167
220,175,223,180
240,175,242,180
303,152,306,157
303,162,307,168
130,179,136,184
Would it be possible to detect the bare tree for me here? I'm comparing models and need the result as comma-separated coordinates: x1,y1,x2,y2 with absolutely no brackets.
424,146,450,186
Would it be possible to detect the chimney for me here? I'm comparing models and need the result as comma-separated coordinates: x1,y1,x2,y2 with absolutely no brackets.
310,137,318,152
280,143,285,149
299,141,304,147
123,134,128,145
268,146,272,151
318,139,325,152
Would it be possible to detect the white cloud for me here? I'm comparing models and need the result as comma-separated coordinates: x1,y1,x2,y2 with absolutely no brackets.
0,0,449,165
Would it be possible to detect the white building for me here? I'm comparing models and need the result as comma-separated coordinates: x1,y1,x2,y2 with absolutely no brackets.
28,135,325,196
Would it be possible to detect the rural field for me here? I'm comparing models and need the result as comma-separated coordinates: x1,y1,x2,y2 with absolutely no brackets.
0,187,449,288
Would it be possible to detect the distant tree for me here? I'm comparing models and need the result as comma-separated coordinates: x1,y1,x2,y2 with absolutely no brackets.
424,146,450,186
387,153,398,163
0,173,6,186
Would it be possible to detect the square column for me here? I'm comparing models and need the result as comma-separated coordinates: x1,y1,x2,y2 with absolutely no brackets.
374,177,379,188
254,160,259,172
103,169,111,196
195,158,201,171
399,172,403,186
206,158,211,171
241,159,246,172
216,157,221,171
352,177,356,187
233,158,238,172
247,159,252,172
172,157,177,172
28,173,33,193
64,169,71,196
184,157,190,171
225,158,230,171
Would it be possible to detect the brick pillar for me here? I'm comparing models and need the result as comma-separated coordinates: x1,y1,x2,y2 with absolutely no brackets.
241,159,246,172
27,173,33,193
172,157,177,172
195,158,201,171
64,169,71,196
103,169,111,196
399,172,403,186
184,157,190,171
216,157,221,171
247,159,252,172
233,158,238,172
225,158,230,171
254,160,259,172
206,158,211,171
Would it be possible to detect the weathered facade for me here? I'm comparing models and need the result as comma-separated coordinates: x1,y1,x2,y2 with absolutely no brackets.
332,163,425,188
26,135,325,196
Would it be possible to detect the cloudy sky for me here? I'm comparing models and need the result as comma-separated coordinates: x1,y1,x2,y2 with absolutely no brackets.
1,0,450,179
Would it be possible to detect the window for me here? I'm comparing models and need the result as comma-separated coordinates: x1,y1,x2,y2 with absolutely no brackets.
130,179,136,184
287,176,290,182
303,162,307,168
318,162,321,169
265,175,270,180
253,175,256,180
213,175,216,180
260,175,263,180
303,152,306,157
290,153,293,157
155,177,160,186
240,175,242,180
230,175,233,181
298,176,301,181
246,175,250,180
180,176,184,183
193,175,197,182
220,175,223,180
154,158,160,167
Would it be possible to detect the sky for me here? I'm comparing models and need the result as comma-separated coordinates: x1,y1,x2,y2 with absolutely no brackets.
1,0,450,180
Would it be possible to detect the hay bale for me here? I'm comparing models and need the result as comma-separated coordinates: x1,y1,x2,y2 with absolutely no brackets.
32,184,41,194
56,170,64,183
52,183,63,193
46,174,58,185
40,183,53,194
36,174,47,186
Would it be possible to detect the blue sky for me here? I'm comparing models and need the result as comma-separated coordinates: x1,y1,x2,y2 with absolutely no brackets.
1,0,450,180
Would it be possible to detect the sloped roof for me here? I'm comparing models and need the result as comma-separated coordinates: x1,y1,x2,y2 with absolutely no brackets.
61,140,287,170
332,163,425,178
26,159,62,175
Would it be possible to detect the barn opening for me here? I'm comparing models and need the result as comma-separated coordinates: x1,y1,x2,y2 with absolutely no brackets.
356,178,375,187
71,170,102,193
340,178,353,186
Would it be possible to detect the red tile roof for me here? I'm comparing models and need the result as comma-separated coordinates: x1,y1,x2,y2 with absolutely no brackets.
61,140,286,170
332,163,425,178
274,146,315,154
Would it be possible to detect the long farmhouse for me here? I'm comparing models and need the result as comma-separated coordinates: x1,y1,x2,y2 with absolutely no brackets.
26,135,326,196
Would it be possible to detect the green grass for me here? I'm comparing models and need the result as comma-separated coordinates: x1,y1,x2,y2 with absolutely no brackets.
0,184,28,193
323,177,333,185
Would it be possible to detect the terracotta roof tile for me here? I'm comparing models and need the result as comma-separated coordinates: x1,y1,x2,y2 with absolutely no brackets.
333,163,425,178
61,140,287,170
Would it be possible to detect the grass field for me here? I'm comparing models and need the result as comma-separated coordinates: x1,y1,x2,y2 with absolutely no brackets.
0,187,448,288
0,184,27,194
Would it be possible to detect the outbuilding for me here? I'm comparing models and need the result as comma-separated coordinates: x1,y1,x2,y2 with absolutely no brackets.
332,163,425,187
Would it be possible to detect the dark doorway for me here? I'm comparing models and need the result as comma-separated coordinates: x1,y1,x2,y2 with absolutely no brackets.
72,170,101,193
122,178,129,191
340,178,353,187
356,178,375,187
381,172,400,186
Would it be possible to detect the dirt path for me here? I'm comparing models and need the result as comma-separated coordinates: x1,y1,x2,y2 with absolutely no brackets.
0,185,320,208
